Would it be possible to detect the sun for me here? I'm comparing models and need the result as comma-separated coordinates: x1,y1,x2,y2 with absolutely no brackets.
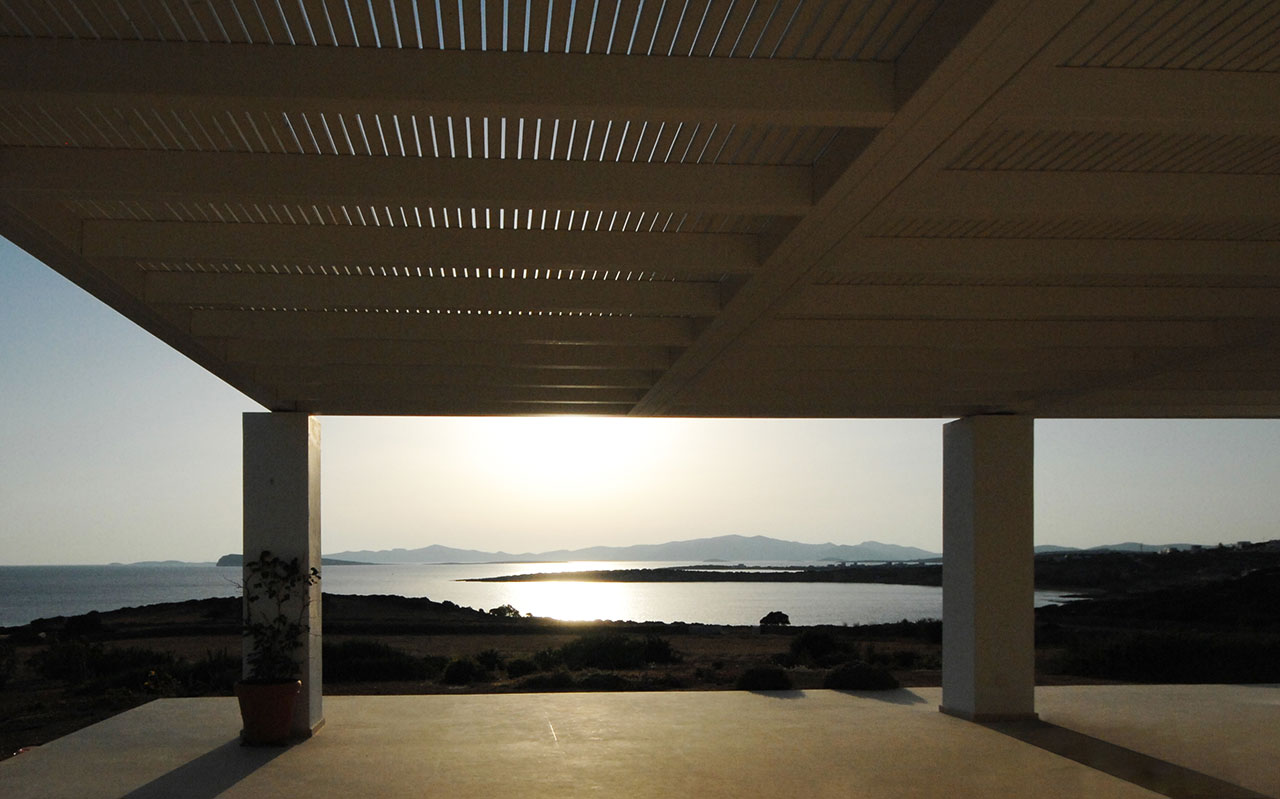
461,416,670,495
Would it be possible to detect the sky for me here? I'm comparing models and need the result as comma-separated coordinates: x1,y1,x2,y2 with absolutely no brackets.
3,235,1280,565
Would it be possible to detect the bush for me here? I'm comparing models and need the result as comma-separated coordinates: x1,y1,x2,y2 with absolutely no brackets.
577,672,632,691
323,640,432,682
475,649,504,671
441,657,481,685
532,647,563,671
181,649,239,693
488,604,521,619
34,642,177,689
736,665,793,691
640,635,681,665
63,612,103,638
506,658,539,678
760,611,790,626
1053,631,1280,683
823,661,900,690
558,632,680,671
517,671,577,691
789,630,844,666
31,642,234,695
0,640,16,690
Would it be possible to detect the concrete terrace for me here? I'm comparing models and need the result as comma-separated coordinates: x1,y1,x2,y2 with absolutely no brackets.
2,685,1277,799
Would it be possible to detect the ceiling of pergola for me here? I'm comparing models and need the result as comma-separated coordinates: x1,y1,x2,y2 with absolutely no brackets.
2,0,1279,418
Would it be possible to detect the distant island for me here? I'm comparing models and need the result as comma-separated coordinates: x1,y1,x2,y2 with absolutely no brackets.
471,541,1280,595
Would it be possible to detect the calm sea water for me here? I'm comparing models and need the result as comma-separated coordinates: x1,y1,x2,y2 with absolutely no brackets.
0,562,1076,628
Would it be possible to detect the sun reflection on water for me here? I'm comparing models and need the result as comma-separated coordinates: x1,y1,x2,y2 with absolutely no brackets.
499,580,638,622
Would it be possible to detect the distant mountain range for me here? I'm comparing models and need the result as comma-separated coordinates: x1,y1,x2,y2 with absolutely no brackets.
1034,542,1197,554
326,535,941,564
130,538,1218,569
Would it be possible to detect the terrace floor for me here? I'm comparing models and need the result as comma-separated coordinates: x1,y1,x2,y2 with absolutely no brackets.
2,685,1276,799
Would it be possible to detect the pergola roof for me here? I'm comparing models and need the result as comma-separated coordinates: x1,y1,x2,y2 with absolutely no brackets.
3,0,1278,418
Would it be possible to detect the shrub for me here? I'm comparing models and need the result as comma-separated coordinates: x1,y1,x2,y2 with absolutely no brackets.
823,661,900,690
517,671,577,691
1053,631,1280,683
577,672,632,691
0,640,16,690
441,657,481,685
760,611,791,626
33,640,96,683
28,642,232,695
789,630,844,666
505,658,538,678
421,655,450,680
488,604,521,619
558,632,680,671
475,649,504,671
532,647,563,671
182,649,239,693
736,665,793,691
63,611,103,638
323,640,432,682
641,635,682,665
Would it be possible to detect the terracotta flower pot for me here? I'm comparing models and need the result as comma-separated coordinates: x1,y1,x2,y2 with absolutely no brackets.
235,680,301,746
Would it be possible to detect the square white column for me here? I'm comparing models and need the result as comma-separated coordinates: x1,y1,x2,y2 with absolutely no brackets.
243,412,323,737
941,415,1036,721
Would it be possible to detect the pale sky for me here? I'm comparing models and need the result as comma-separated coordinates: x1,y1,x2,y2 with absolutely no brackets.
3,236,1279,565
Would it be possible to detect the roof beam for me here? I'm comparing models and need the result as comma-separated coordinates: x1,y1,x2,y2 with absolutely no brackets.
147,273,721,316
284,384,647,406
1,38,895,128
189,310,695,346
739,319,1227,349
262,364,658,389
710,346,1141,373
83,221,758,274
2,148,812,216
996,67,1280,135
223,339,674,370
296,398,636,417
817,238,1280,277
780,285,1280,320
892,171,1280,219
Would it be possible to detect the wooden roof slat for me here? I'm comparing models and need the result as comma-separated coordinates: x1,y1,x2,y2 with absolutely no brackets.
83,220,759,275
2,148,811,215
189,309,696,345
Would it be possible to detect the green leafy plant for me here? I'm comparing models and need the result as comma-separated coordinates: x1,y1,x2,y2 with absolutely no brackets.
241,550,320,683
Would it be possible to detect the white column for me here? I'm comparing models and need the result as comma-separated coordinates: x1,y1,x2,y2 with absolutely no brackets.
243,412,323,737
940,415,1036,721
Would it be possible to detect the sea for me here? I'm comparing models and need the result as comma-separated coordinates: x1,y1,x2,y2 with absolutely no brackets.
0,561,1077,629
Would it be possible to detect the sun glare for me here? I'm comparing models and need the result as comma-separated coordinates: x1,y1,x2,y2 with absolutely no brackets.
463,416,670,496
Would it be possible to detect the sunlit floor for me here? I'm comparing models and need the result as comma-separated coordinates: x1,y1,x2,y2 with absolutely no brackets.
1,686,1276,799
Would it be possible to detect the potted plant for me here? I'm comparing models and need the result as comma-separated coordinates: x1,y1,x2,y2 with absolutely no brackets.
236,549,319,745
